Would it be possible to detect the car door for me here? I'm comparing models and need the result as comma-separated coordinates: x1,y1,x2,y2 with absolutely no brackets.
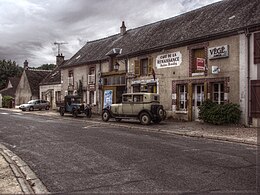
122,94,133,116
132,94,144,114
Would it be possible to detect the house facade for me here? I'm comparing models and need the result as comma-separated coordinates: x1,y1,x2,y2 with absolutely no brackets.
15,61,51,105
39,54,66,109
60,0,260,126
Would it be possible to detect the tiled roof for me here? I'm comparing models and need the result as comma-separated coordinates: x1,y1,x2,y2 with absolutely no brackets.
25,70,51,96
40,60,67,85
62,0,260,68
0,76,20,97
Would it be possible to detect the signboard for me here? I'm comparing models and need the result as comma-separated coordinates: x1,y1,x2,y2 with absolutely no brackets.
212,66,220,74
156,52,182,69
196,58,205,70
103,90,113,108
208,45,229,60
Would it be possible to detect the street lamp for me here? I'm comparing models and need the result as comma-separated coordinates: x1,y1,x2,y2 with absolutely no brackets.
114,62,120,71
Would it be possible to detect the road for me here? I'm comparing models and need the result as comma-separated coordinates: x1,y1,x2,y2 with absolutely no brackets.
0,109,257,193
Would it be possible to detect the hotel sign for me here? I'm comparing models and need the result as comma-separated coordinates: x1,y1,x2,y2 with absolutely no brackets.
156,51,182,69
208,45,229,60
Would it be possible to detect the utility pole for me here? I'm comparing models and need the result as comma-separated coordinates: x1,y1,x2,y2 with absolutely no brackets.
54,41,68,56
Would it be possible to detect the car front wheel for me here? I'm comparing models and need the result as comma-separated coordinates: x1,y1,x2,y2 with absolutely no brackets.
139,112,151,125
102,110,110,122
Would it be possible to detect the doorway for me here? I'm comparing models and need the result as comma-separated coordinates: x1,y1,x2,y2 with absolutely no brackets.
193,84,204,120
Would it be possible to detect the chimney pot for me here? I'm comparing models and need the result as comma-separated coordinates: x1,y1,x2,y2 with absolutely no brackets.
120,21,126,35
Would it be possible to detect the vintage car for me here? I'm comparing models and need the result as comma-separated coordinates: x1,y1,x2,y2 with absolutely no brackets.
19,99,50,111
102,93,166,125
59,95,91,118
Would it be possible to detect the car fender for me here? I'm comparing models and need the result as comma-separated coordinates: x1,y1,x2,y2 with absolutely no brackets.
138,109,152,118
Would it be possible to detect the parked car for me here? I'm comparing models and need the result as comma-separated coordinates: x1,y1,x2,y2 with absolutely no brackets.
19,99,50,111
58,95,92,118
102,92,166,125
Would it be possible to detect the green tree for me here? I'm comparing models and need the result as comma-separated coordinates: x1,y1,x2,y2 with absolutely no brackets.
0,59,23,90
36,64,55,70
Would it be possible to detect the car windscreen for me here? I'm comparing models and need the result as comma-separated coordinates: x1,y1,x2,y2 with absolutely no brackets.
27,100,35,104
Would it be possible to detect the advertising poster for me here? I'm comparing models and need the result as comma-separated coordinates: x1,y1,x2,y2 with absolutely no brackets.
196,58,205,70
104,90,113,108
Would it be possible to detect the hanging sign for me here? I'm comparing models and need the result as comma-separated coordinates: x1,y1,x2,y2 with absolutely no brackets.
196,58,205,70
208,45,229,59
156,51,182,69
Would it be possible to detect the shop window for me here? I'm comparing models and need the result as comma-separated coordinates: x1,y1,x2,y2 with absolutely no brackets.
212,83,224,104
177,84,187,110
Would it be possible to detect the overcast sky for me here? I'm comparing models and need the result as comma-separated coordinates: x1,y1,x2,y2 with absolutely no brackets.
0,0,221,67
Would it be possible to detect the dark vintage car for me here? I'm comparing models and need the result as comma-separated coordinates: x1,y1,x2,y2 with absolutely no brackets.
58,95,91,118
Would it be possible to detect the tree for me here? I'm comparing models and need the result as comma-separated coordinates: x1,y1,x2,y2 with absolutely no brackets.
0,60,23,90
36,64,55,70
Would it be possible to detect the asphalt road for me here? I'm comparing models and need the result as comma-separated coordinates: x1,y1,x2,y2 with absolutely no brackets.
0,109,257,194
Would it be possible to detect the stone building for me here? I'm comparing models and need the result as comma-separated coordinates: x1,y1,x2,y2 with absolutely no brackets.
15,61,51,105
61,0,260,126
39,54,67,109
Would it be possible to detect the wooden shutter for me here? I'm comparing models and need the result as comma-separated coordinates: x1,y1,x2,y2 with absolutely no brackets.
254,32,260,64
134,60,140,76
148,57,153,75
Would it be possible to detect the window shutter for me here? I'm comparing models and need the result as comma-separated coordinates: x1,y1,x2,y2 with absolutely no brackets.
134,60,140,76
254,32,260,64
148,57,153,75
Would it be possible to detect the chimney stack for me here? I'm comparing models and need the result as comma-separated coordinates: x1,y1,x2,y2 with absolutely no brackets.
120,21,126,36
56,53,65,66
23,60,29,70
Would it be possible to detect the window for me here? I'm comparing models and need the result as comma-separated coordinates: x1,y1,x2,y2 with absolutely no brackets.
254,32,260,64
123,95,132,102
68,70,74,86
88,67,95,84
90,91,94,104
212,83,224,104
177,84,187,110
140,58,148,76
55,91,61,102
133,95,143,103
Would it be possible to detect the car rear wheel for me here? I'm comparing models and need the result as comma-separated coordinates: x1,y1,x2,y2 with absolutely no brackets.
29,106,34,111
72,110,78,118
60,108,65,116
140,112,151,125
45,106,50,110
102,110,110,122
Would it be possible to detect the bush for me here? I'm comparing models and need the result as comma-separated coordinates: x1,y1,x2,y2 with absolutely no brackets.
2,96,14,108
199,100,241,125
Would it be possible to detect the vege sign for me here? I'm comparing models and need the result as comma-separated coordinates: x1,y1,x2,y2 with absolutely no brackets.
208,45,229,60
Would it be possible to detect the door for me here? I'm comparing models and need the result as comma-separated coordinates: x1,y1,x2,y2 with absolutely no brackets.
193,84,204,120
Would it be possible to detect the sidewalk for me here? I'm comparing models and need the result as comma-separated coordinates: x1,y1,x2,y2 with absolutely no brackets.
0,144,49,194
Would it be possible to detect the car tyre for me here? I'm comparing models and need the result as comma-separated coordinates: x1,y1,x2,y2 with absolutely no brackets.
72,110,78,118
29,106,34,111
45,106,50,110
60,108,65,116
140,112,151,125
102,110,110,122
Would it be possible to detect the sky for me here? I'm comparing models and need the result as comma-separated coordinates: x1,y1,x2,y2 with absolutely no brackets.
0,0,221,67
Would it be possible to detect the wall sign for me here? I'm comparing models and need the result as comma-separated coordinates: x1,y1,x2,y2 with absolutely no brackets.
156,51,182,69
208,45,229,60
196,58,205,70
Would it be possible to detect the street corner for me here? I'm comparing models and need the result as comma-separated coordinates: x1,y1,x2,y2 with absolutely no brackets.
0,143,49,194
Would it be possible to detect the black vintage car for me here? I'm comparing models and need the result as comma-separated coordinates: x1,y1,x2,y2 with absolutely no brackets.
58,95,91,118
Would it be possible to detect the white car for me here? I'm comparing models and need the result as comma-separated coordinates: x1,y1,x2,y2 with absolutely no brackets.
19,99,50,111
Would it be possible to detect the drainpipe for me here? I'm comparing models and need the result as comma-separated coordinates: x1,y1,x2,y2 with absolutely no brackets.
245,28,251,125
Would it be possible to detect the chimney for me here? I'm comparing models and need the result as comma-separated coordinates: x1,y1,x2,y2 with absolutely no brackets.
120,21,126,35
56,53,65,66
23,60,29,70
